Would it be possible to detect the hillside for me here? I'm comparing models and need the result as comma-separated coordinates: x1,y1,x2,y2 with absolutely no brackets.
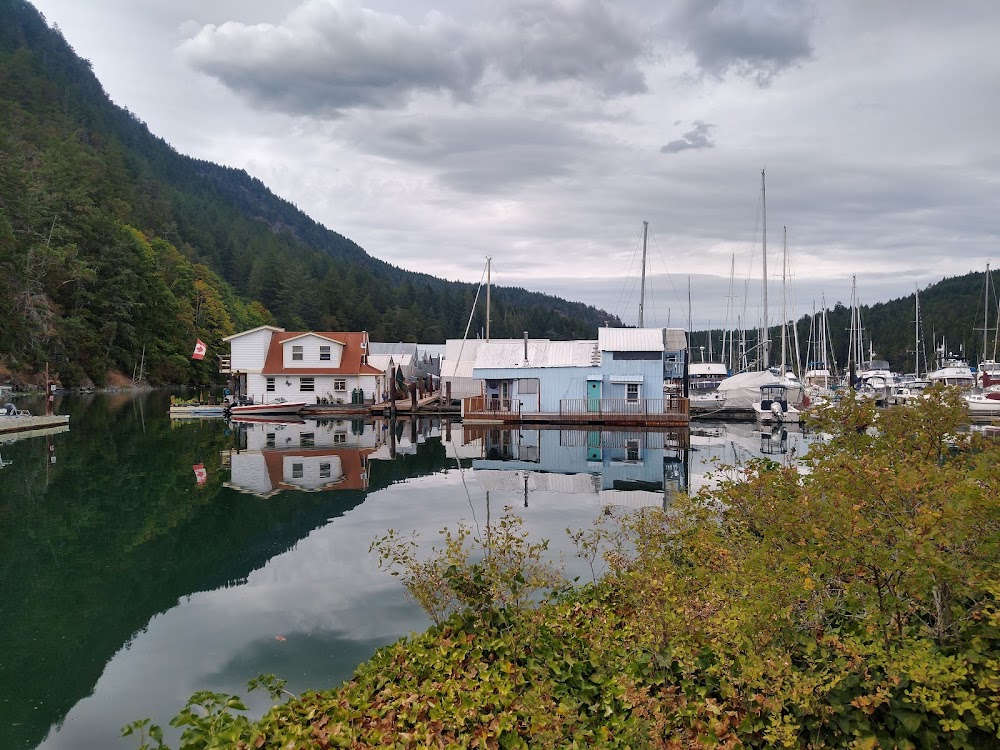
0,0,621,387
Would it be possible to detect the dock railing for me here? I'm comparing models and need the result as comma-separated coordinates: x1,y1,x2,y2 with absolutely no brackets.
463,395,521,416
558,396,688,418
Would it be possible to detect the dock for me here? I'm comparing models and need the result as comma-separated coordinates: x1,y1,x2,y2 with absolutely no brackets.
0,414,71,439
370,391,460,416
461,396,690,427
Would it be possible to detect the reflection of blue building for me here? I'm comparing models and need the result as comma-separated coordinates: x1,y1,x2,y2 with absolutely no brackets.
470,427,688,508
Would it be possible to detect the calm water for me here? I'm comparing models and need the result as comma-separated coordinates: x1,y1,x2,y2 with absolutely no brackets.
0,392,819,750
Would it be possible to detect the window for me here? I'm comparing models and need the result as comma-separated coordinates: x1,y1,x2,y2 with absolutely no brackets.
334,378,347,392
292,345,303,361
266,432,275,448
333,432,347,444
320,345,331,361
292,463,303,479
300,377,315,392
266,377,275,392
300,432,315,447
626,383,640,402
626,439,640,462
320,462,331,479
517,378,539,394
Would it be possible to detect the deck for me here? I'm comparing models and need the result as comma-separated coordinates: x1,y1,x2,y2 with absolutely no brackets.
462,396,689,426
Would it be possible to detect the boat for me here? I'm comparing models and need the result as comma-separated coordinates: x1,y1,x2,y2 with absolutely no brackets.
964,391,1000,417
229,414,306,426
710,172,805,417
225,396,307,417
752,383,801,423
688,361,728,393
927,344,976,389
168,404,226,417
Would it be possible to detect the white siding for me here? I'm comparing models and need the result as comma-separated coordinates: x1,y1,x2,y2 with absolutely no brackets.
229,329,277,372
283,335,345,368
244,374,379,403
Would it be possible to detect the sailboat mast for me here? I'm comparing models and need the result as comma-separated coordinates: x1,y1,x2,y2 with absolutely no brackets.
761,168,769,369
983,263,990,364
486,256,492,342
639,221,648,327
780,225,787,373
914,285,921,376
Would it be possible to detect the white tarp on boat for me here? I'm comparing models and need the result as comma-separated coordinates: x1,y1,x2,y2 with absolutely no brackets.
714,370,805,409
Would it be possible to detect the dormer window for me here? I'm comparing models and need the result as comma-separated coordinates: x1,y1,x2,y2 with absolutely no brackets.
292,345,303,361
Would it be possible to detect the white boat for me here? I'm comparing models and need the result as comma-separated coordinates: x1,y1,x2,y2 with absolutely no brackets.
226,397,307,417
927,356,975,389
964,392,1000,416
688,361,728,393
714,369,805,411
168,404,226,417
752,383,801,423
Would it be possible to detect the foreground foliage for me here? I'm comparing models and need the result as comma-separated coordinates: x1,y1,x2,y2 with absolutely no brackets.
128,390,999,748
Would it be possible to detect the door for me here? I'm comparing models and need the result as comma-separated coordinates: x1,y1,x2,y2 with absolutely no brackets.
587,380,601,412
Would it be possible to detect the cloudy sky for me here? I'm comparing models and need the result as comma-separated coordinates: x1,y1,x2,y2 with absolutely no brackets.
30,0,1000,329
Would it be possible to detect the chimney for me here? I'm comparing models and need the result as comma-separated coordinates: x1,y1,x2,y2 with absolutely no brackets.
523,331,529,364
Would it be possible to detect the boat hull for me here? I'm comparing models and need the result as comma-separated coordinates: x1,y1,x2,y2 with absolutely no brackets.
227,401,307,417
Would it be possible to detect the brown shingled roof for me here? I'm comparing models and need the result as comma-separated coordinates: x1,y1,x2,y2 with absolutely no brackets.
262,331,384,376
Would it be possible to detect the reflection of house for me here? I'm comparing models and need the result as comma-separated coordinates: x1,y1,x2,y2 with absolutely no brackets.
225,418,383,498
464,328,688,424
220,326,383,405
469,426,688,508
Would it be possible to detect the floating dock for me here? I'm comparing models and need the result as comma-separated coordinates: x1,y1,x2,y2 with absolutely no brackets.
0,414,71,439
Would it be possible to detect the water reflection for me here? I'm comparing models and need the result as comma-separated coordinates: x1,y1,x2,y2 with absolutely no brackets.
464,426,690,509
2,394,822,750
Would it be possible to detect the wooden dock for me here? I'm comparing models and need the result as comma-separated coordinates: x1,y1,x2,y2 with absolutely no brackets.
462,396,689,427
0,414,71,438
370,392,459,416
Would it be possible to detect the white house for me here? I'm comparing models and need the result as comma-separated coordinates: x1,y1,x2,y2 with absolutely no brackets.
221,326,384,404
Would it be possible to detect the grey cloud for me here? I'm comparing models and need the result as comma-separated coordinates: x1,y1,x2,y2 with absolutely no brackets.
178,1,484,117
488,0,647,96
178,0,649,117
668,0,816,86
345,113,597,191
661,120,715,154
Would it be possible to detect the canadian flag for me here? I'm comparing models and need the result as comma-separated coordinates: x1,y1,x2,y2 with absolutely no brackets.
192,339,207,360
193,463,207,484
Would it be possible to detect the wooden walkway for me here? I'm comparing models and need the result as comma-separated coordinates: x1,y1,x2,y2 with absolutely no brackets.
370,392,458,416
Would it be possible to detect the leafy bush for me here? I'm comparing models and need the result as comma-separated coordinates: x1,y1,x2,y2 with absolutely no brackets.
126,389,1000,748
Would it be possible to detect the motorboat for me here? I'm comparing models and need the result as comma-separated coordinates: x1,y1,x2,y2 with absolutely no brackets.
226,396,307,417
752,383,801,424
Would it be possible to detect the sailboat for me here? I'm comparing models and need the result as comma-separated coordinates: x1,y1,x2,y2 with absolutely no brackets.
975,262,1000,387
703,170,804,420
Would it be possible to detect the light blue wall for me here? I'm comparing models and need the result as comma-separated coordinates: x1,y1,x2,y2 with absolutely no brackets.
474,354,664,413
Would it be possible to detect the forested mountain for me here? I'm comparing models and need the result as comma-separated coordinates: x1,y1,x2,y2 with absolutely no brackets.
694,268,999,374
0,0,620,387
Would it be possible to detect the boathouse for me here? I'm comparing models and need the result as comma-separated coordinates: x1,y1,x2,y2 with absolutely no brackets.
220,326,384,404
463,328,689,425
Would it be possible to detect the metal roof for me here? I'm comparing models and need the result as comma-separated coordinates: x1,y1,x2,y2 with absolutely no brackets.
442,338,550,377
598,327,665,352
473,340,598,370
664,328,688,352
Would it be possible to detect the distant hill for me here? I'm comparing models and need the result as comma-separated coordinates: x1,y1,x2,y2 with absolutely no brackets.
0,0,621,387
692,269,999,374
